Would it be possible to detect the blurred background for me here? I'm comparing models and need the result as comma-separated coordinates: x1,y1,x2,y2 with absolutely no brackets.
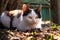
0,0,60,40
0,0,60,25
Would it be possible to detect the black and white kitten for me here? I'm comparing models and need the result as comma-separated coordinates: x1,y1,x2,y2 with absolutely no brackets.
0,4,42,31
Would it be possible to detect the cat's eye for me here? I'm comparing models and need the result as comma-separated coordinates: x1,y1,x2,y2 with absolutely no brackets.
35,16,38,19
28,16,32,19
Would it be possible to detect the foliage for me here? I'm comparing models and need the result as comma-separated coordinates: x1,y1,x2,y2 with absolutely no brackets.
51,23,57,28
31,31,37,36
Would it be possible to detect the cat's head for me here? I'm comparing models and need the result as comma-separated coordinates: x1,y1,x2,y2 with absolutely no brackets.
22,4,42,25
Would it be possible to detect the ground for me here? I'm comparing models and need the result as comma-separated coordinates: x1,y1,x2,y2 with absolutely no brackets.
0,26,60,40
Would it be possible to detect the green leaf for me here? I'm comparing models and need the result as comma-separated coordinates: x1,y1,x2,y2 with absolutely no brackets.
31,31,37,36
58,34,60,37
52,24,56,28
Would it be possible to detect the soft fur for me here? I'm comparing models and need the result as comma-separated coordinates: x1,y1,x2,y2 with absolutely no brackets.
0,10,23,28
0,4,42,31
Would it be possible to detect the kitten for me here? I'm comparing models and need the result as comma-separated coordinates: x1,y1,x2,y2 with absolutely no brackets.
17,4,42,31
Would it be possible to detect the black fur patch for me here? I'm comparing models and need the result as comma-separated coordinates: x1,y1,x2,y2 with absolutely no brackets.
34,10,41,18
17,13,21,18
23,9,31,16
23,9,41,18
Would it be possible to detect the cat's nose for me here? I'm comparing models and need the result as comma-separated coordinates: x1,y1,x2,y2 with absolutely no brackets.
32,21,37,24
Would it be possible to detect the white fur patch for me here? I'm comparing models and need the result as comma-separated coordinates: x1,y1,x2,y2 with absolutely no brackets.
1,11,23,28
1,12,10,28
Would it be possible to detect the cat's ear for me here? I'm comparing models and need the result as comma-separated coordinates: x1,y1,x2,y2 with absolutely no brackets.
22,4,29,13
35,4,42,13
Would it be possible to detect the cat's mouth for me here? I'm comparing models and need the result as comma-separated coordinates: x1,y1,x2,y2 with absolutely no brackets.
26,21,38,25
26,21,38,27
32,22,37,24
27,22,37,27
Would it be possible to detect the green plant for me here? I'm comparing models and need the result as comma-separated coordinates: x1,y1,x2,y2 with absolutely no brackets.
51,23,57,28
31,31,37,36
45,34,54,40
